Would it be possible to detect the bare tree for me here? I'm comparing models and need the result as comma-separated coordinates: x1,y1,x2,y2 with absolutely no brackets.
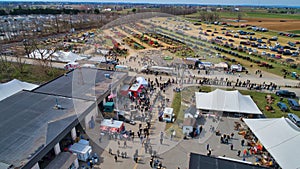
237,12,243,22
55,15,60,33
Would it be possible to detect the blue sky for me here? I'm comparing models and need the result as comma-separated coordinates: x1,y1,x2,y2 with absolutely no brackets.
1,0,299,6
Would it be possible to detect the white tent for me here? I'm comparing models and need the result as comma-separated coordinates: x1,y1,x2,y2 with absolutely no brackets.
28,50,86,63
88,56,106,63
55,51,86,62
195,89,262,114
136,77,148,87
214,62,228,69
244,118,300,169
0,79,38,101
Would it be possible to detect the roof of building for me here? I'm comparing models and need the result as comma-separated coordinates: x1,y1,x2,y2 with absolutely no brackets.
0,91,95,168
33,67,127,101
189,153,267,169
183,118,196,127
184,105,197,116
45,152,77,169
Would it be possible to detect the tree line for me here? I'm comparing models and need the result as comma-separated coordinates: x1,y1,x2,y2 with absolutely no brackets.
0,8,85,15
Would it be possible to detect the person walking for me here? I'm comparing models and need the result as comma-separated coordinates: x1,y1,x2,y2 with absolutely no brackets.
206,143,210,150
134,155,138,163
99,136,102,143
241,139,245,146
172,130,176,140
150,158,153,167
117,149,120,157
230,144,233,150
237,150,241,156
114,154,118,162
124,140,127,148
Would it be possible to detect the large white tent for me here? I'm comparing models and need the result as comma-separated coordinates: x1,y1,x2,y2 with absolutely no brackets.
195,89,262,114
0,79,38,101
28,50,86,63
244,118,300,169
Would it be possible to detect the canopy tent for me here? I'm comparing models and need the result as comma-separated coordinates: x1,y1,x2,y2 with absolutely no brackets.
244,118,300,169
88,56,106,63
0,79,38,101
136,77,148,87
195,89,262,114
129,83,143,97
214,62,228,69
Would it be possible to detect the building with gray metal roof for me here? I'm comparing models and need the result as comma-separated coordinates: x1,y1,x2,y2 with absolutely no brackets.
0,68,128,169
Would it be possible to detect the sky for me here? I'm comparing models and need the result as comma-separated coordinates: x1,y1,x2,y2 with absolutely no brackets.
1,0,300,6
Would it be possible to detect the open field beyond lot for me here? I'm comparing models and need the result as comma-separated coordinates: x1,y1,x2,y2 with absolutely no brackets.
187,11,300,31
229,18,300,32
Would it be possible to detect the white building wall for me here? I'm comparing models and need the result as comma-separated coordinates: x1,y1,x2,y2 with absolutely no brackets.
54,143,61,155
84,107,98,129
71,127,77,140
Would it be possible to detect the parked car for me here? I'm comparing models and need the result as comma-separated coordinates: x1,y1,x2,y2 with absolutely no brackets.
275,90,296,98
287,99,300,111
277,102,288,112
288,41,296,47
287,113,300,126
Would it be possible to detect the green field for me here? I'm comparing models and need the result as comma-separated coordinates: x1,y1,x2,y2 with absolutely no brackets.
187,11,300,20
167,92,181,130
288,30,300,34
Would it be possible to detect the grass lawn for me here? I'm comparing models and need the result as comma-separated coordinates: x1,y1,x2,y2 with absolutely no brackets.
167,92,181,126
288,30,300,34
0,63,66,84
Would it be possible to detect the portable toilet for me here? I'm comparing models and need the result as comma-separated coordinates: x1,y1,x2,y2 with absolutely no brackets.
292,72,298,78
104,102,114,112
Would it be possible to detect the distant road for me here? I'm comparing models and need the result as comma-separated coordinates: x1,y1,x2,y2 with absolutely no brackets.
2,56,66,69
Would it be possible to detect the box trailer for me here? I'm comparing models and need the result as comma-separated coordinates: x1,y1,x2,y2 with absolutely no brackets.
69,142,92,162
